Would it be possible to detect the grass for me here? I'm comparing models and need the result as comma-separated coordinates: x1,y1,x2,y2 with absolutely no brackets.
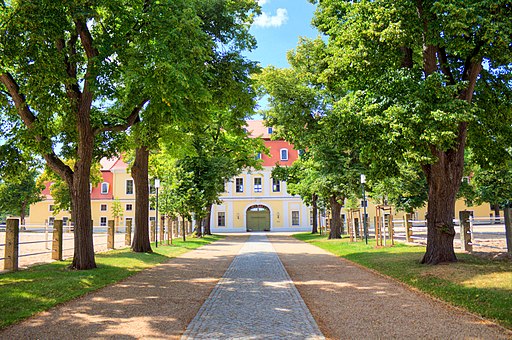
0,235,222,330
294,233,512,330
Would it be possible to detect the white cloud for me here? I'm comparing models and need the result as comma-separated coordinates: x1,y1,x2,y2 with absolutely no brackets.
257,0,269,5
253,8,288,28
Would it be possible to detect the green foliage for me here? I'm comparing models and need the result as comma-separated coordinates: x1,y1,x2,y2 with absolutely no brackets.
39,162,103,214
111,199,123,225
0,168,43,222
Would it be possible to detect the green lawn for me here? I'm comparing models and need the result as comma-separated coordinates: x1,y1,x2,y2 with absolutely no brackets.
0,235,222,330
294,233,512,329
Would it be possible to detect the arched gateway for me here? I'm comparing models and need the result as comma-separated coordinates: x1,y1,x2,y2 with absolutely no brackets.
246,205,270,232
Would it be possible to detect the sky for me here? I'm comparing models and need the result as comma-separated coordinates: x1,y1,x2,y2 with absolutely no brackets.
247,0,319,69
245,0,319,114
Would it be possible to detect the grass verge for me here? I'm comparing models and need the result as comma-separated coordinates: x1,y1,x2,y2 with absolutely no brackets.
294,233,512,329
0,235,222,330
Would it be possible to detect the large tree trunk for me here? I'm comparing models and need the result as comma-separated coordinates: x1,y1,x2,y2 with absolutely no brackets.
421,146,465,264
203,205,212,235
131,146,152,253
311,193,318,234
328,195,343,239
193,214,203,237
70,163,96,269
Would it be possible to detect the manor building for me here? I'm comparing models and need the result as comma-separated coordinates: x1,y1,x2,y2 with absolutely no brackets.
209,120,312,232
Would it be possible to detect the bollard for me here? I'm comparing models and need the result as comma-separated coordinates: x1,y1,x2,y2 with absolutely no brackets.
504,207,512,254
388,214,394,246
52,220,63,260
125,220,132,246
107,220,115,249
150,221,156,242
4,219,19,271
459,211,472,252
404,213,413,243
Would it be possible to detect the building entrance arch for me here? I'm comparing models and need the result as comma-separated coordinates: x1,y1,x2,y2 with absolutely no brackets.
246,205,270,232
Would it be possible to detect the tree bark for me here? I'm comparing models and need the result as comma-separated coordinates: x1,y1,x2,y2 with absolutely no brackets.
203,205,212,235
328,195,342,239
311,193,318,234
131,146,152,253
182,217,186,242
193,214,203,237
421,146,465,264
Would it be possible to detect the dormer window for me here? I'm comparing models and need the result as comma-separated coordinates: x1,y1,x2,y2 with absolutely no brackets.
101,182,109,194
280,148,288,161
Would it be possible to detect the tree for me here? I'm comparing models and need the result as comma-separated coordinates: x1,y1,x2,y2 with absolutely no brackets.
0,169,43,225
124,0,260,252
309,0,512,264
111,199,123,231
257,38,364,239
0,1,208,269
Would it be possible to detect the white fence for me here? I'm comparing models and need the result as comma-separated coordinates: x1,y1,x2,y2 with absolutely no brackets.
0,223,129,271
391,216,509,252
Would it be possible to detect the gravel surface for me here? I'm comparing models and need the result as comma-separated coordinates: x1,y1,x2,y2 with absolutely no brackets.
269,235,512,340
0,235,247,340
182,234,323,340
1,233,511,340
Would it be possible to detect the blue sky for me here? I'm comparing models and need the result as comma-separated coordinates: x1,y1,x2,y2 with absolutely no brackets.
247,0,319,68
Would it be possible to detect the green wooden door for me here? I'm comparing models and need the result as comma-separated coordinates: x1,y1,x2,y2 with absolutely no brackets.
247,210,270,231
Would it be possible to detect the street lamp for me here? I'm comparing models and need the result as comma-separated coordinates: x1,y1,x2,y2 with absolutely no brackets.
154,178,160,248
361,174,368,245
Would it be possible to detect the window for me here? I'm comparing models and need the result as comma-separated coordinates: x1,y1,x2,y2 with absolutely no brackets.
268,127,273,134
292,211,300,226
126,179,134,195
272,178,280,192
48,217,55,226
100,204,107,211
217,212,226,227
149,184,156,195
254,177,262,193
255,153,262,160
280,148,288,161
126,204,133,211
235,178,244,193
63,217,69,226
360,200,368,208
49,204,55,212
100,217,107,227
101,182,109,194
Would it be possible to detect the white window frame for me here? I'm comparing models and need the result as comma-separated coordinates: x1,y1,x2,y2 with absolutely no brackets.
217,212,226,227
235,177,244,193
100,204,108,211
126,204,133,211
280,148,289,161
126,179,134,195
100,216,107,227
49,204,55,212
268,127,273,134
292,211,300,226
272,178,280,192
254,177,262,193
101,182,109,194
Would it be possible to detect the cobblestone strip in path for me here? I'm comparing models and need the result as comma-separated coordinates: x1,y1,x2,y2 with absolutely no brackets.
182,234,324,340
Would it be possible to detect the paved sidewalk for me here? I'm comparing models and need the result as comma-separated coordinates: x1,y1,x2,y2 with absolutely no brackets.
182,234,324,340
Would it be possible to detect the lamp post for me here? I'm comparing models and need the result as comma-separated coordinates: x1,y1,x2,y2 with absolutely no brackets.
361,174,368,245
154,178,160,248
